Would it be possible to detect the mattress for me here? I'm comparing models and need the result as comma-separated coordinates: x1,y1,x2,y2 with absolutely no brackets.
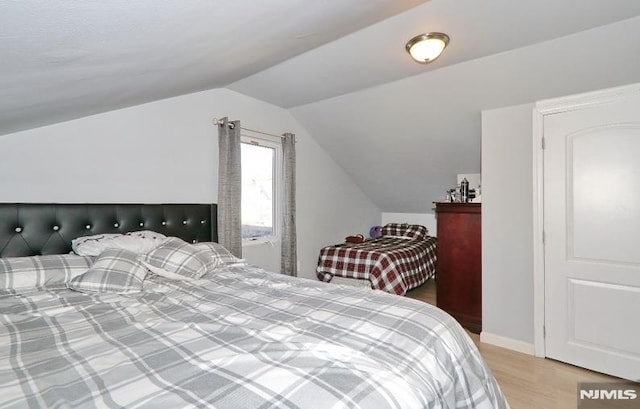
329,275,373,289
0,264,507,408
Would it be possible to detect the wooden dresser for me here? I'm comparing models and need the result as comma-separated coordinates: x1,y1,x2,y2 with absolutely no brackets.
434,202,481,333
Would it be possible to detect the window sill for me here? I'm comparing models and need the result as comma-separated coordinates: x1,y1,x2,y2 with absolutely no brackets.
242,238,280,247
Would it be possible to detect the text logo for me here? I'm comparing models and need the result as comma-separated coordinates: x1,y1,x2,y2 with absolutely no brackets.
578,382,640,409
579,389,637,400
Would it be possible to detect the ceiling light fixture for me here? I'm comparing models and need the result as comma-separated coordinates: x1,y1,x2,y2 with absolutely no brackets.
405,32,449,64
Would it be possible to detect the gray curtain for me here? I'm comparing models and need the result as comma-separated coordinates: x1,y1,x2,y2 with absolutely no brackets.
281,133,297,276
217,117,242,258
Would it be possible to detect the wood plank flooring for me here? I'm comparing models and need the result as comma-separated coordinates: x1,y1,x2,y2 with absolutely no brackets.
405,279,620,409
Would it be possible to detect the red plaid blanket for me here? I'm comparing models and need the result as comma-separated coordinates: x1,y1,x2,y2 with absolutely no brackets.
316,236,437,295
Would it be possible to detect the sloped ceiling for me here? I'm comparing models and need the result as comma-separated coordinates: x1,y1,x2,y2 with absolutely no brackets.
3,0,640,212
230,0,640,109
290,16,640,212
0,0,426,135
278,1,640,212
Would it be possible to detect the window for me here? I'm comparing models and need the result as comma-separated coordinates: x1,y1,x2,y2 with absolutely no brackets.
241,136,281,241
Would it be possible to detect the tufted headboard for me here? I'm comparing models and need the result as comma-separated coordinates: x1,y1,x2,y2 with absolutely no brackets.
0,203,217,257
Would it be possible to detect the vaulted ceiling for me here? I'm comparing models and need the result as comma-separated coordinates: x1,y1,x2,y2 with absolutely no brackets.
0,0,425,135
3,0,640,211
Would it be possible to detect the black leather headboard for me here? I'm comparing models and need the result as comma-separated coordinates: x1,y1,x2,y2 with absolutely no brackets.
0,203,217,257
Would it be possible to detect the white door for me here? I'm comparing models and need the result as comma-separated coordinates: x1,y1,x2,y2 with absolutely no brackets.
543,91,640,381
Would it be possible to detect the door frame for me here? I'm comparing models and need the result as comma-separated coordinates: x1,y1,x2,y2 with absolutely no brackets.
532,82,640,357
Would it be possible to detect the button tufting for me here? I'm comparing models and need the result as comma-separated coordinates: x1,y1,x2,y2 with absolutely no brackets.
139,222,144,227
192,240,197,244
200,220,206,224
182,220,187,225
85,225,91,230
162,221,167,226
114,223,119,228
53,225,59,231
15,227,22,233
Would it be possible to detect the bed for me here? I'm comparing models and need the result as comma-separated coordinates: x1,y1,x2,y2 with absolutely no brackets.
316,224,437,295
0,204,507,408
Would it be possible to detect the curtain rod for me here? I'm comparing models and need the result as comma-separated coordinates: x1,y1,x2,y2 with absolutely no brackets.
212,118,285,139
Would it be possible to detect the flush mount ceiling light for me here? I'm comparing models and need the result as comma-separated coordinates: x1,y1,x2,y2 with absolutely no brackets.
405,32,450,64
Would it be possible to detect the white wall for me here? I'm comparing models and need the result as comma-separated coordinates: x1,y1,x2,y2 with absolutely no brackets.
379,173,478,238
481,103,535,346
0,88,381,280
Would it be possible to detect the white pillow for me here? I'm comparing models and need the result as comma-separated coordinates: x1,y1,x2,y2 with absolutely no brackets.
71,233,120,256
72,231,167,256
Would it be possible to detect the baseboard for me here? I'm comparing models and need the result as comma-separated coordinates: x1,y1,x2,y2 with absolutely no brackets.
480,331,535,355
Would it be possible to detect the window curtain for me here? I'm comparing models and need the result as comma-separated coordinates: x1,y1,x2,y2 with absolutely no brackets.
281,133,297,276
217,117,242,258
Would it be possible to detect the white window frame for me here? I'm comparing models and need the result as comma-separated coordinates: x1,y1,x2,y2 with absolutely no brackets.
240,134,282,245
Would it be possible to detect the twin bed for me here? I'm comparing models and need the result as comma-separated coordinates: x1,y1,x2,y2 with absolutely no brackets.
0,203,508,408
316,223,437,295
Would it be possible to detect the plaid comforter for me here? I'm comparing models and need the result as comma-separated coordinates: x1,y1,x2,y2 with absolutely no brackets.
0,265,507,409
316,237,437,295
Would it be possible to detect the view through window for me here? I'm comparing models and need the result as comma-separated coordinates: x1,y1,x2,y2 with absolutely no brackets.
241,141,276,239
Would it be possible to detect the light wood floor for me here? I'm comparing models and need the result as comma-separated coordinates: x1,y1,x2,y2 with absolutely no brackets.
405,279,619,408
